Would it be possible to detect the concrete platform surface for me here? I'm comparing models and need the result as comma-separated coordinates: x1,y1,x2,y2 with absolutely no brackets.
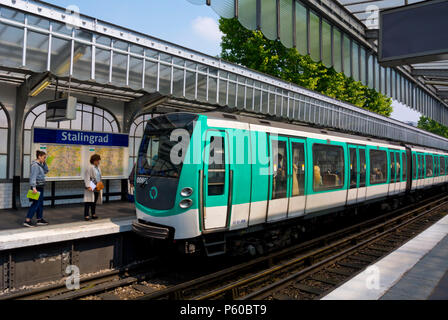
0,201,135,231
0,201,136,251
322,215,448,300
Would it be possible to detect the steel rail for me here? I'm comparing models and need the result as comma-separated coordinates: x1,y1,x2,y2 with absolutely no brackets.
135,193,448,301
0,258,159,301
196,198,448,300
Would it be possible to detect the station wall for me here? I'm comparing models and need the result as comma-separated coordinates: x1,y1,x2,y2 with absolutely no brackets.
0,85,148,210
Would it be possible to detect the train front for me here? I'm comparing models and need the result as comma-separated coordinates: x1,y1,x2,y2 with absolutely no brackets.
132,113,203,251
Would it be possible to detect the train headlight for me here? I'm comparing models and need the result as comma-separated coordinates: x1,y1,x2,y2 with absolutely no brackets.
180,187,193,197
179,199,193,209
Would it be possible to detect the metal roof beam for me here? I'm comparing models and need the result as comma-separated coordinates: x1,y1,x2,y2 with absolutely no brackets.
424,80,448,87
412,69,448,78
437,91,448,99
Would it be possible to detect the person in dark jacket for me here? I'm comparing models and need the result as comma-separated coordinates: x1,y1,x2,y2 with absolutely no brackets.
24,151,49,227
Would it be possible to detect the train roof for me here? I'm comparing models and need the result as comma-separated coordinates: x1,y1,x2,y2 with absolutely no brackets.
201,111,399,145
156,111,448,154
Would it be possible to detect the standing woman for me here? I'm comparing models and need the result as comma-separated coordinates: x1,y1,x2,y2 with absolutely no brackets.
24,151,49,227
84,154,103,221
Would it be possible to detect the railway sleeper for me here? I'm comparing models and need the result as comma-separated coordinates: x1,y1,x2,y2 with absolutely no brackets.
350,255,377,263
326,268,353,277
292,283,324,295
309,276,340,286
337,261,365,269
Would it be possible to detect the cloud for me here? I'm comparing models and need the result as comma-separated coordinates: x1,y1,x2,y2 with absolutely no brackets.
191,16,223,43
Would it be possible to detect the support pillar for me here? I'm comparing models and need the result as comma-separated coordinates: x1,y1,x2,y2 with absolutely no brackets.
12,72,51,209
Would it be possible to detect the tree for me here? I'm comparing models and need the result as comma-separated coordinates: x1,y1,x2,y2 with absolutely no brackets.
219,18,393,117
418,116,448,138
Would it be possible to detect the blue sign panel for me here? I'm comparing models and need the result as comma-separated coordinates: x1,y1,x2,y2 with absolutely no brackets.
33,128,129,147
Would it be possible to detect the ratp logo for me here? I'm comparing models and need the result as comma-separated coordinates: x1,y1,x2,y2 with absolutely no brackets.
149,186,158,200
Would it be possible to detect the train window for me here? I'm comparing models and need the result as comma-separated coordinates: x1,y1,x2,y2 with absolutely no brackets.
426,155,433,177
435,156,439,176
402,153,407,181
349,148,357,189
312,144,344,192
412,154,416,180
291,142,305,197
419,155,424,179
395,152,401,182
272,140,288,199
444,157,448,176
208,136,226,196
359,149,366,188
440,157,443,175
370,150,387,185
443,157,448,175
390,152,396,183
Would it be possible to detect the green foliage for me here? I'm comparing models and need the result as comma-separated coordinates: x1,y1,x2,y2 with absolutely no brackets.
418,116,448,138
219,18,393,117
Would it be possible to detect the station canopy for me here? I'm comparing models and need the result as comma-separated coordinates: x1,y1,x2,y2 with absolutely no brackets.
188,0,448,125
2,0,448,151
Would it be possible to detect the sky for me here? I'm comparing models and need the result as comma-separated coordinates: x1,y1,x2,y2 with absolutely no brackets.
46,0,223,56
391,101,421,124
45,0,421,123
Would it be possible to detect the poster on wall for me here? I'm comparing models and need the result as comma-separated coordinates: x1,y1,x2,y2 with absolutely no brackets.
31,127,129,181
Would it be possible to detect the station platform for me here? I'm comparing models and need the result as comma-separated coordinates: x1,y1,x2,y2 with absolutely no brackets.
0,201,135,251
322,215,448,300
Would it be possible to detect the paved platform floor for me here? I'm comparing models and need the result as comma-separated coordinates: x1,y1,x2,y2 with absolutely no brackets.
322,215,448,300
0,201,135,231
0,201,136,251
0,201,135,251
381,233,448,300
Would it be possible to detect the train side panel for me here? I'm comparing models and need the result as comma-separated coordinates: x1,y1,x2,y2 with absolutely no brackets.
248,129,269,226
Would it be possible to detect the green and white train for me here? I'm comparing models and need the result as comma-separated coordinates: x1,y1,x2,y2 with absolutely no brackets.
132,112,448,256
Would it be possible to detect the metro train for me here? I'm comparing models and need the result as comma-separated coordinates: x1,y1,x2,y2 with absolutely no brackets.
131,112,448,256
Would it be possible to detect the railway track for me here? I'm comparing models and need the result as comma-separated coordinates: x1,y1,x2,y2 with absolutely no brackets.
2,193,446,300
134,194,448,301
241,201,446,300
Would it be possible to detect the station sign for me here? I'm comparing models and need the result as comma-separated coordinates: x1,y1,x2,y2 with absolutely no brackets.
33,128,129,147
31,128,129,181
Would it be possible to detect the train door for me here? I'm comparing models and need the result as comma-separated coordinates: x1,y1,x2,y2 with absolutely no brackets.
411,152,417,190
435,156,439,184
347,145,367,205
418,154,425,189
388,151,396,195
267,135,290,222
203,131,230,230
442,157,448,182
401,151,408,193
347,146,358,205
425,154,433,187
394,151,401,195
288,138,306,218
357,147,367,203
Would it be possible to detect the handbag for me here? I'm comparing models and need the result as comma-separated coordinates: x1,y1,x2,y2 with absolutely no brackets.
26,189,40,201
96,181,105,191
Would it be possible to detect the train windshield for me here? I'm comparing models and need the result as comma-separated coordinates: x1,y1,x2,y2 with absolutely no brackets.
137,113,198,179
